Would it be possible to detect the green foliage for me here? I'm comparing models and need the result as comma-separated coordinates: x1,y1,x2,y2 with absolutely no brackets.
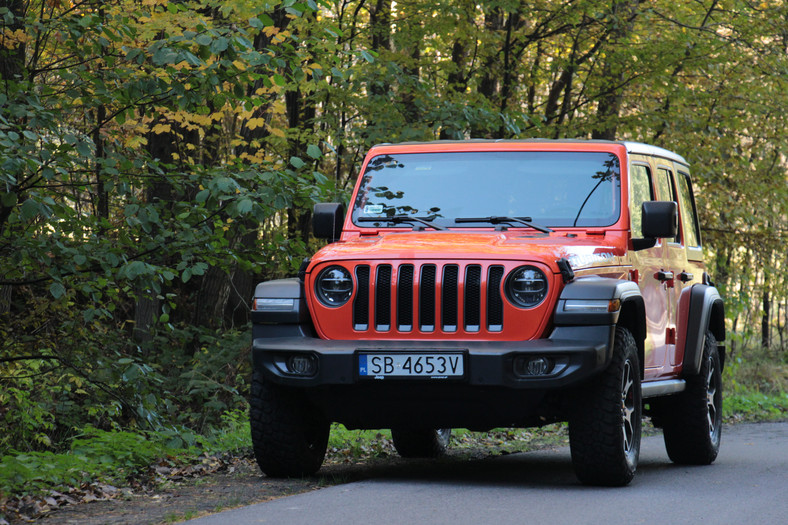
0,427,171,496
0,410,253,499
724,392,788,423
327,424,393,459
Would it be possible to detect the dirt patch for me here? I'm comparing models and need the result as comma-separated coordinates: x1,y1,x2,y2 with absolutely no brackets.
31,458,319,525
27,453,476,525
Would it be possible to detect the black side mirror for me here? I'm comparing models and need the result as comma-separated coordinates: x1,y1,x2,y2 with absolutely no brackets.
313,203,345,242
641,201,678,238
633,201,678,251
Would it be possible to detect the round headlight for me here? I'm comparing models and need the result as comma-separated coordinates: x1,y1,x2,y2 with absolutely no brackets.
505,265,548,308
315,265,353,307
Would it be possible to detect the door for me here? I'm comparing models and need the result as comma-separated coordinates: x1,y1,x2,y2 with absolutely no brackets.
629,161,669,376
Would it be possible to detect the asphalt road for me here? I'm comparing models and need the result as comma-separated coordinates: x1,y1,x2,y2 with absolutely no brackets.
186,421,788,525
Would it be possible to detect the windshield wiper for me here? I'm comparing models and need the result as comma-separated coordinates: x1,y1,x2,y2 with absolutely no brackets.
455,216,553,234
358,215,447,231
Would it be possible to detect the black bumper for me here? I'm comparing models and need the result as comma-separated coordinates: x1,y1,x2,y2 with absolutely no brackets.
252,325,614,390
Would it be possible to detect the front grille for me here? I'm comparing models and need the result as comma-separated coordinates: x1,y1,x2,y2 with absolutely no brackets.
353,263,505,335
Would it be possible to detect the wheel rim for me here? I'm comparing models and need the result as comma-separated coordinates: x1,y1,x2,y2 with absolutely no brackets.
706,353,719,438
621,359,636,454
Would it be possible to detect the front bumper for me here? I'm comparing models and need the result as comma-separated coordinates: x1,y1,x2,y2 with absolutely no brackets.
252,325,614,390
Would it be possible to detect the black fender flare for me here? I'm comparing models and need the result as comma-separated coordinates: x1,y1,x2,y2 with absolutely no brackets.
553,276,647,367
680,284,725,375
251,278,316,339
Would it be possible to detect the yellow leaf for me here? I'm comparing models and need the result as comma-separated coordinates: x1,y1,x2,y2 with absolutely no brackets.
269,127,286,138
125,136,148,148
247,117,266,130
152,123,172,134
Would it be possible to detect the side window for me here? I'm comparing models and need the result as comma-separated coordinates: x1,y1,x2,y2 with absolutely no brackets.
630,164,654,238
655,168,676,202
677,171,701,247
656,167,680,243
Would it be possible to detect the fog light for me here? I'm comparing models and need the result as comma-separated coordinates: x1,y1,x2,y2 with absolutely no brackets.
286,354,318,376
514,356,553,377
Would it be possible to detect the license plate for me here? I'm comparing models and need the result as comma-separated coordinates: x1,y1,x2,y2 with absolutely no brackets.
358,352,464,379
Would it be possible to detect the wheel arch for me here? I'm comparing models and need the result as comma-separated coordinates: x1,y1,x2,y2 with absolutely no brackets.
616,296,647,380
555,277,646,378
682,284,725,375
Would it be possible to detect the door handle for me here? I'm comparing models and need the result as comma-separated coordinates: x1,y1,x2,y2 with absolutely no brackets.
654,271,674,282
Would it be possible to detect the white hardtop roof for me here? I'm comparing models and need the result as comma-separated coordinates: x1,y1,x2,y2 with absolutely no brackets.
623,141,688,166
372,139,690,166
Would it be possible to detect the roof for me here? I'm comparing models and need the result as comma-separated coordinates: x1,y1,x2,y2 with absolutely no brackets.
369,139,689,166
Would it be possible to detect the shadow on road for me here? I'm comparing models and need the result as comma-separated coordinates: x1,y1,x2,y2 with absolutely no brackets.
314,440,679,490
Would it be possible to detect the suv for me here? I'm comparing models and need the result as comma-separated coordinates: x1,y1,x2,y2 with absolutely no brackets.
249,140,725,486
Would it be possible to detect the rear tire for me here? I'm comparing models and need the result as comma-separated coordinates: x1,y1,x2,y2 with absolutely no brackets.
662,331,722,465
391,428,451,458
249,370,330,477
569,326,642,486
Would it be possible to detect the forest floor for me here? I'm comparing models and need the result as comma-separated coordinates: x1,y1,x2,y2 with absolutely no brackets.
5,427,573,525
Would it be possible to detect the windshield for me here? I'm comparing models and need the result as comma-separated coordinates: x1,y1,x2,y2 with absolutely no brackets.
351,151,621,229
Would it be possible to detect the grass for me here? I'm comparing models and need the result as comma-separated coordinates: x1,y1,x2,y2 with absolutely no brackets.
724,391,788,422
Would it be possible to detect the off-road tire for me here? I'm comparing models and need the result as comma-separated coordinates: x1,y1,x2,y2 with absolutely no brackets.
569,326,642,486
662,330,722,465
391,428,451,458
249,369,330,477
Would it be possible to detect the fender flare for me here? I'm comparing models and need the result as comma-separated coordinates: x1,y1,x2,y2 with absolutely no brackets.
681,284,725,376
251,278,316,339
554,277,647,364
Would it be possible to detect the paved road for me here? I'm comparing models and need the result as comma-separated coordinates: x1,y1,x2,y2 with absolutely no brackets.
186,422,788,525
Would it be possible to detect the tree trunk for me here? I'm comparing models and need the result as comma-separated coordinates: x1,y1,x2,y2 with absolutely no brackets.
762,288,770,349
0,0,27,237
471,7,504,138
0,284,11,315
193,267,231,332
369,0,392,98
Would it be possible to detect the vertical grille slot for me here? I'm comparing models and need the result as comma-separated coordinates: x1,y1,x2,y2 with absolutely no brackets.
397,265,414,332
375,265,392,331
487,265,504,331
464,265,482,332
442,265,459,332
419,265,436,331
353,265,370,331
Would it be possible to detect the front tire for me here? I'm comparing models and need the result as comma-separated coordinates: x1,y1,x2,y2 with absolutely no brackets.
391,428,451,458
249,369,330,477
662,331,722,464
569,326,642,486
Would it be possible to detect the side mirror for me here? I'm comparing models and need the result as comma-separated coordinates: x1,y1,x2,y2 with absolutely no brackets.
633,201,678,251
313,203,345,242
641,201,678,238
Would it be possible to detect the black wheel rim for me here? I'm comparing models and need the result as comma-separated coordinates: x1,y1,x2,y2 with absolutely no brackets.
621,359,636,454
706,352,720,439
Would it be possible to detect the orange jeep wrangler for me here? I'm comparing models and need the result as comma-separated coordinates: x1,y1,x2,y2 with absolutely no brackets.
249,140,725,486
